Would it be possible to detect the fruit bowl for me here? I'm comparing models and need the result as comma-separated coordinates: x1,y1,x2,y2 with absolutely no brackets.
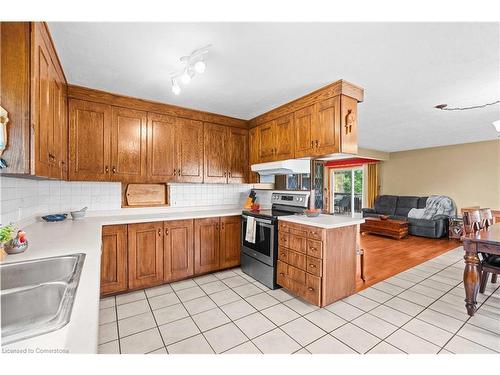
379,215,389,220
304,209,321,217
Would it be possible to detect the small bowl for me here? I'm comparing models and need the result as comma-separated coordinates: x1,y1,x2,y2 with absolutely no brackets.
41,214,67,222
304,209,321,217
70,210,86,220
379,215,389,221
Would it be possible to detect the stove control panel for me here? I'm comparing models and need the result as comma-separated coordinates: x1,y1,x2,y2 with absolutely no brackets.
271,192,310,208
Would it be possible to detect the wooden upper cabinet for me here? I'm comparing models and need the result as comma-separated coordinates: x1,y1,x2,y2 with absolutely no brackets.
314,96,340,155
220,216,241,269
258,121,275,162
248,127,260,183
194,217,221,274
31,22,68,179
203,122,228,183
228,128,248,183
32,25,53,178
147,112,177,182
294,104,316,158
69,99,112,181
101,225,128,296
340,95,359,155
128,222,164,289
176,118,203,183
111,107,147,182
274,114,294,160
164,219,194,282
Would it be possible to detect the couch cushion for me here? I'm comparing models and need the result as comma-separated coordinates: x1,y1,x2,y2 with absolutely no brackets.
374,195,398,216
395,196,419,217
408,218,437,228
417,197,428,209
363,212,381,218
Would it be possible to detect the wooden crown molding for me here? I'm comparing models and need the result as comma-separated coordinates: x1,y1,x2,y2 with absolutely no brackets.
67,84,249,129
248,79,364,128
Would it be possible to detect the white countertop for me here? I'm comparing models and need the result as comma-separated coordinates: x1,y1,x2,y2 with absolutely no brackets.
278,214,365,229
1,207,243,354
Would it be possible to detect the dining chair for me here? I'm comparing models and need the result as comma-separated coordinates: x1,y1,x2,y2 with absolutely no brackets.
479,254,500,293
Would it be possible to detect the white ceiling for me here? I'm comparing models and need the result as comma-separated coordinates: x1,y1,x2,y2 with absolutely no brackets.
48,22,500,152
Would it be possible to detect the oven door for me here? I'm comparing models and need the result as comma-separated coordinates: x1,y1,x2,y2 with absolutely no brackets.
241,215,276,267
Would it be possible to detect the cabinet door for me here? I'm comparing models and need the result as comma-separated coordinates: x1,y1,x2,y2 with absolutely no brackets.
194,218,221,274
177,118,204,183
294,104,315,158
146,112,177,182
258,121,275,162
248,127,260,183
220,216,241,269
111,107,147,182
274,114,294,160
69,99,112,181
228,127,248,183
49,67,65,179
164,219,194,282
314,96,340,155
128,222,164,289
101,225,128,296
203,122,228,183
31,24,53,178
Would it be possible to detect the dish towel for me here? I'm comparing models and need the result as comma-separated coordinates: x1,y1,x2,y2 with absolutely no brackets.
245,216,256,243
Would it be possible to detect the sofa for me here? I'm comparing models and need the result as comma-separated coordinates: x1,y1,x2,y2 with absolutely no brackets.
362,195,454,238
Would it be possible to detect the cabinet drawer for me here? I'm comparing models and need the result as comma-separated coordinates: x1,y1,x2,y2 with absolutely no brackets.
288,233,307,254
279,232,289,247
288,250,306,271
278,247,288,263
307,239,323,258
277,260,289,289
288,264,306,284
306,226,325,241
289,223,308,237
306,256,322,277
304,273,321,305
278,221,290,233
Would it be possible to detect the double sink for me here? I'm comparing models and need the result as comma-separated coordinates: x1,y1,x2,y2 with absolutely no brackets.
1,253,85,345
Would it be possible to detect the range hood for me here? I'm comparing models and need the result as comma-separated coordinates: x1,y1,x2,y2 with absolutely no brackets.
251,159,310,176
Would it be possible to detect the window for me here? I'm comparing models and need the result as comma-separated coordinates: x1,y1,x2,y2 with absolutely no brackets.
286,174,311,191
330,167,364,217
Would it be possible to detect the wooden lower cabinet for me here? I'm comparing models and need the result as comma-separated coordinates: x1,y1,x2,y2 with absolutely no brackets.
164,219,194,282
220,216,241,269
100,215,241,296
128,222,164,289
194,217,221,274
100,225,128,296
277,221,356,307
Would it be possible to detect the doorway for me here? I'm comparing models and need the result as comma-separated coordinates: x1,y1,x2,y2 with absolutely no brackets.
330,167,364,217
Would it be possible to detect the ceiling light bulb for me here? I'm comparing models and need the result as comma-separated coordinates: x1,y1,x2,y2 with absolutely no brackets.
194,60,206,74
181,70,192,84
493,120,500,132
172,82,181,95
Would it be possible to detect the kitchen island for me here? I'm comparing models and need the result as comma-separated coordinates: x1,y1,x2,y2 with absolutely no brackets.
277,214,364,307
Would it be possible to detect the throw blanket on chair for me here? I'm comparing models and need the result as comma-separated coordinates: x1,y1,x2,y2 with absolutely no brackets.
408,195,456,220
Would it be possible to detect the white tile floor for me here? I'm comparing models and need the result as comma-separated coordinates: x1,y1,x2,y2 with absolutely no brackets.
98,246,500,354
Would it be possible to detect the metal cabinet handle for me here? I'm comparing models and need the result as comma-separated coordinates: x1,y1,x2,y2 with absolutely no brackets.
158,228,162,236
310,140,314,147
228,171,231,177
310,247,317,251
112,166,117,173
105,166,109,173
315,140,319,147
216,223,219,230
165,228,169,236
279,272,285,277
172,169,176,176
222,222,225,230
309,264,316,268
281,252,286,257
177,169,181,176
308,287,314,292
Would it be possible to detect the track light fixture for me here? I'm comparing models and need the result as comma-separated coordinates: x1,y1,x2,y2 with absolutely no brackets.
170,44,211,95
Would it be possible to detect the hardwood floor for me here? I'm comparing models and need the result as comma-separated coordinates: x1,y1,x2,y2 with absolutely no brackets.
356,233,461,291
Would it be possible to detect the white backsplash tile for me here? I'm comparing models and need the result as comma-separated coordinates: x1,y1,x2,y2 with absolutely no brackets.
0,177,253,226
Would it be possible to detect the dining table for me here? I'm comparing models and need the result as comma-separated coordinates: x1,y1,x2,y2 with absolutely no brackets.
462,223,500,316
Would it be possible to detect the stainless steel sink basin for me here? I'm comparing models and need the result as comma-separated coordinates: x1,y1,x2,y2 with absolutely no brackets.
1,253,85,344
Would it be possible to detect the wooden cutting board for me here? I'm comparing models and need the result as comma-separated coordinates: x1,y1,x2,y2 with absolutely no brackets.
125,184,167,206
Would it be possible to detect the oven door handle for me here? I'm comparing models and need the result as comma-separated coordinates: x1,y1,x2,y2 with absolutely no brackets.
241,215,274,226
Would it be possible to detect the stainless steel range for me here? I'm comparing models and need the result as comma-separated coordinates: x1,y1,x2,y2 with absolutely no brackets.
240,192,310,289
